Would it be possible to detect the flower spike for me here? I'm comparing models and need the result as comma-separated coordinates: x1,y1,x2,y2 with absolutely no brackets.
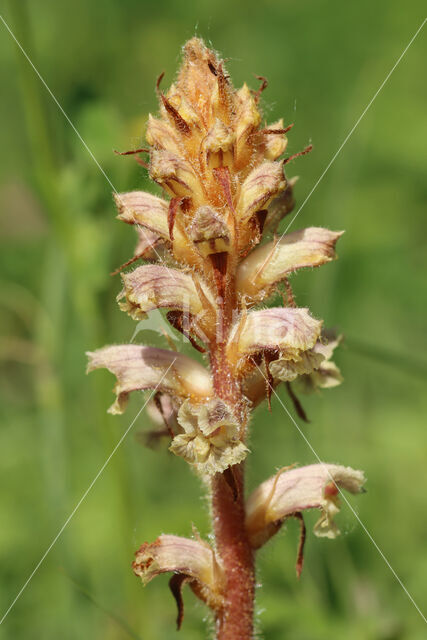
87,37,366,638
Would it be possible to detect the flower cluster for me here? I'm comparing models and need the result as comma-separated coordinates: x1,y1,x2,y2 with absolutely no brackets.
88,38,344,471
87,38,364,635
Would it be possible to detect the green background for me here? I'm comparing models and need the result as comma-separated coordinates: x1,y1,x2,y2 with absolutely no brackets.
0,1,426,638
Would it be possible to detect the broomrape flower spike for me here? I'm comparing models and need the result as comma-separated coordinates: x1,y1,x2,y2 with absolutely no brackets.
87,37,366,639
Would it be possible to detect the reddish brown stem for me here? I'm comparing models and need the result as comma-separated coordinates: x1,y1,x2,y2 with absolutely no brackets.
211,467,255,639
210,344,255,639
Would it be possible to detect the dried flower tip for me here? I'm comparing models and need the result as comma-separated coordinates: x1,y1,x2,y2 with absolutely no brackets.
169,398,249,475
237,227,343,301
245,463,366,549
86,345,212,414
133,534,225,622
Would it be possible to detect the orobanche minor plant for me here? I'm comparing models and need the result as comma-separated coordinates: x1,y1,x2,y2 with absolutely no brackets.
87,38,365,639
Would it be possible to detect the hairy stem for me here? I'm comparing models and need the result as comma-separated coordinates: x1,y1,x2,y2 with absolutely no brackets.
210,342,255,639
211,467,255,639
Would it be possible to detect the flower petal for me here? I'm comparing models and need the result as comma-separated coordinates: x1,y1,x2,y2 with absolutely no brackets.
146,113,181,154
264,119,289,161
228,308,322,363
269,350,325,382
86,345,212,414
176,38,220,125
310,361,343,389
245,463,366,548
234,84,262,162
237,161,286,222
150,149,202,201
169,399,249,475
237,227,343,300
296,331,343,393
114,190,170,238
188,206,231,256
263,177,297,233
134,225,164,259
119,264,205,317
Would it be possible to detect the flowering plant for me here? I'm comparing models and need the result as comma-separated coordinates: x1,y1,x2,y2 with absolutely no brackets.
87,38,365,639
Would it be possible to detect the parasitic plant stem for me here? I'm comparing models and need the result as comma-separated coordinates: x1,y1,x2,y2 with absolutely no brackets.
211,468,255,639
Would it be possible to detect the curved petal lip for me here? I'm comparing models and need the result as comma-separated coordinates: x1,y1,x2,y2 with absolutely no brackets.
237,227,344,300
87,344,213,414
121,264,203,316
245,463,366,548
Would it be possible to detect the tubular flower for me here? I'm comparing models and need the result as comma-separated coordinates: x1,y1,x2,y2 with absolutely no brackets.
245,464,366,549
133,534,225,627
86,345,212,414
87,38,365,637
118,264,209,318
227,307,322,374
236,227,343,303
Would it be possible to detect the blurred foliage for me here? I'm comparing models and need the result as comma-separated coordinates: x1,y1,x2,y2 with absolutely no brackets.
0,1,426,638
